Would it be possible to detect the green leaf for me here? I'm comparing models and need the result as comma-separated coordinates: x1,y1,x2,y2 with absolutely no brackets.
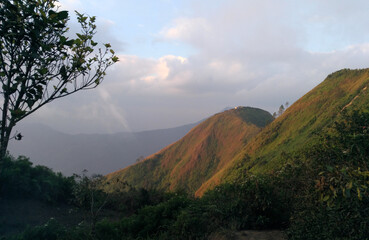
10,109,26,118
91,40,98,47
28,89,36,95
326,165,334,173
74,39,82,46
112,56,119,63
60,65,67,79
60,88,68,94
65,40,74,46
357,187,362,200
345,189,351,198
60,36,66,43
57,11,69,20
27,99,35,109
322,195,330,202
38,67,48,75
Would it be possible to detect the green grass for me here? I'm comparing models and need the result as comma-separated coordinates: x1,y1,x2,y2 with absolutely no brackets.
219,68,369,184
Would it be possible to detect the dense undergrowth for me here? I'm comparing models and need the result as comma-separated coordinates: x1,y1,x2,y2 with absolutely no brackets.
1,110,369,239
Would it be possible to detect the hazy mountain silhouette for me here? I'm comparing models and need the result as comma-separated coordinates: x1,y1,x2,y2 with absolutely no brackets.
8,122,198,175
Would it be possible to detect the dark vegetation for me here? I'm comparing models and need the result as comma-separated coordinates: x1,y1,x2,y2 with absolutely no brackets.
0,155,74,203
1,109,368,239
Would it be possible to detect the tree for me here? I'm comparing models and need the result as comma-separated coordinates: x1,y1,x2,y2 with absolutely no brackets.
0,0,118,161
278,104,285,116
73,171,110,238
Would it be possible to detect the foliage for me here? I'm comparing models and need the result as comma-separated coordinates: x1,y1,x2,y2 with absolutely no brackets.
107,186,170,215
4,219,67,240
287,110,369,239
72,171,120,239
93,177,290,239
0,0,118,161
201,175,290,230
0,155,74,202
118,193,192,239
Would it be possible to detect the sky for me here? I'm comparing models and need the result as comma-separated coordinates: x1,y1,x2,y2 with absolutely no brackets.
21,0,369,134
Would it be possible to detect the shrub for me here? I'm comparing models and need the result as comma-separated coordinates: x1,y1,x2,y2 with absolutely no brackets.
0,155,75,203
202,176,290,231
287,110,369,239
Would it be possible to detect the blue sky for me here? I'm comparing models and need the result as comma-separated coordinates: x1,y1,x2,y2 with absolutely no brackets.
62,0,369,55
22,0,369,133
61,0,197,58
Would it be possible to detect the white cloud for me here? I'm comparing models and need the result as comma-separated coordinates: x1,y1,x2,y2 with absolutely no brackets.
160,17,211,43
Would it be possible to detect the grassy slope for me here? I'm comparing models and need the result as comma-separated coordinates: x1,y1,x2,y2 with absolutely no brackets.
197,68,369,195
106,107,273,193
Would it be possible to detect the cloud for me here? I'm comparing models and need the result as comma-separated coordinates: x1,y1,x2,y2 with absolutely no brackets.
160,17,211,44
22,0,369,134
105,55,190,95
58,0,125,53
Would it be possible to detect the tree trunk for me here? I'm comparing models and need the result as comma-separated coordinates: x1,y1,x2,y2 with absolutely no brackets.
0,91,10,163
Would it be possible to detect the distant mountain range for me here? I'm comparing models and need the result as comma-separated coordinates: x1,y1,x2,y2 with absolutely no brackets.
8,122,198,175
107,68,369,195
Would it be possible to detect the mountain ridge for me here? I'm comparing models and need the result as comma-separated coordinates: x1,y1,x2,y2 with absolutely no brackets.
107,68,369,196
197,68,369,195
106,107,274,192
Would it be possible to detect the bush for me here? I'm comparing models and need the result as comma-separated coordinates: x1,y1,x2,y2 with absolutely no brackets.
202,176,290,231
119,194,191,239
0,155,75,203
287,110,369,239
4,219,66,240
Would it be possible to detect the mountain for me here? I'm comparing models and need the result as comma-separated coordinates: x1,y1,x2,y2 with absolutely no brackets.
197,68,369,194
106,107,274,192
7,122,197,176
107,68,369,195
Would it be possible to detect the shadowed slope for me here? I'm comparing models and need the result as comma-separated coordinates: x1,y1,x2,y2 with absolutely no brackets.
107,107,273,193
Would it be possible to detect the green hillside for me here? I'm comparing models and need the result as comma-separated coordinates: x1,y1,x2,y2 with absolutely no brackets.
108,68,369,196
106,107,273,193
197,68,369,194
